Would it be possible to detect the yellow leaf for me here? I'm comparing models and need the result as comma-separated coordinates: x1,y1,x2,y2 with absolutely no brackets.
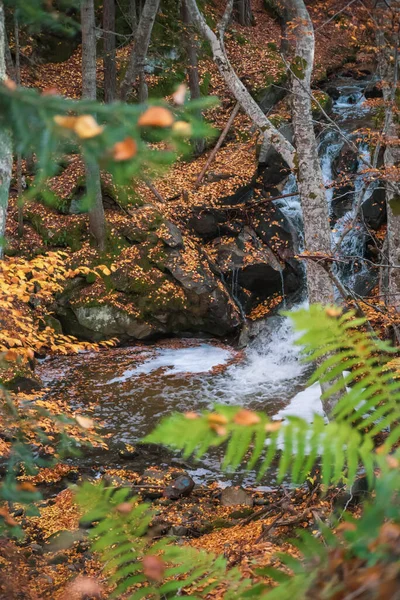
73,115,104,139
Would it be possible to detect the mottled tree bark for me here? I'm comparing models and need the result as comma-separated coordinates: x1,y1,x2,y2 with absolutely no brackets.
181,0,205,155
81,0,106,251
119,0,160,101
185,0,296,169
0,1,12,258
282,0,335,306
103,0,116,103
375,1,400,315
282,0,344,415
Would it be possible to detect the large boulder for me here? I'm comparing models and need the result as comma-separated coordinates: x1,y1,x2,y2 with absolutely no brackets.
56,214,241,342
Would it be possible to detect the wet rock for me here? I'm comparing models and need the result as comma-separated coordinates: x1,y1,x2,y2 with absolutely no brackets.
158,221,184,249
44,529,87,554
164,475,195,500
220,486,253,507
143,468,167,481
168,525,190,537
259,124,293,191
4,371,42,393
30,543,44,555
361,184,386,230
365,82,383,99
332,145,359,178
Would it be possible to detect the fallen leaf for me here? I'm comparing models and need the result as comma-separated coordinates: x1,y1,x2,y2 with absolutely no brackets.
75,415,95,429
112,137,138,161
138,106,174,128
142,555,165,581
172,83,187,105
74,115,104,139
173,120,192,137
234,409,261,426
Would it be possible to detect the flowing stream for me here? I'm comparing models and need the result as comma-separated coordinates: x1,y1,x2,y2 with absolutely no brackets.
38,76,376,483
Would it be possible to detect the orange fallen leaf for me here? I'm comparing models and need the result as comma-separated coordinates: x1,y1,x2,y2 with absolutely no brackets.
208,413,228,426
138,106,174,128
265,421,282,433
112,137,137,161
234,409,261,426
3,77,16,90
54,115,78,130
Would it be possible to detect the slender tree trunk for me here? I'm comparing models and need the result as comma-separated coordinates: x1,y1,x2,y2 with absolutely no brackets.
181,0,205,155
375,1,400,314
81,0,106,251
283,0,343,415
103,0,116,103
119,0,160,101
14,10,23,237
235,0,253,26
4,22,15,79
185,0,296,169
129,0,138,35
0,1,12,259
283,0,334,305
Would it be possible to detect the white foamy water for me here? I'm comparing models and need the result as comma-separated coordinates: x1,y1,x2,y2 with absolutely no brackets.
108,344,233,382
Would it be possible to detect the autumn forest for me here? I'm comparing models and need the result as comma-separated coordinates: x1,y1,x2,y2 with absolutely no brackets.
0,0,400,598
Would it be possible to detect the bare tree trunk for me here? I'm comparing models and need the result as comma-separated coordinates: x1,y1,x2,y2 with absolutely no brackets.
235,0,253,26
185,0,296,169
181,0,205,155
14,10,23,237
103,0,116,103
375,1,400,314
4,22,15,79
81,0,106,251
129,0,138,35
282,0,343,416
119,0,160,101
0,1,12,259
283,0,334,306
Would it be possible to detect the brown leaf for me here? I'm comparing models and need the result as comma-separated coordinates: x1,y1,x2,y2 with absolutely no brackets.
64,576,103,598
116,502,133,515
112,137,138,161
234,409,261,426
138,106,174,128
142,555,165,582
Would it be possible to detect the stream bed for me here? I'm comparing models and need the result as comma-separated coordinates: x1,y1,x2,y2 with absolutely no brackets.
37,75,377,484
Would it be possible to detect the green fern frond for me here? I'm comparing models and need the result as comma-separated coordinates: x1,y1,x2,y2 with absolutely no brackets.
145,305,400,486
75,481,249,599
